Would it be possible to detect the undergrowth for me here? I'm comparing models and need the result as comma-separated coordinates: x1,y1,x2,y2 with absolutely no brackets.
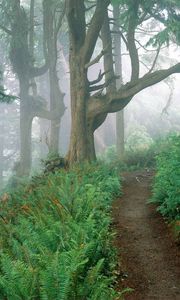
0,163,126,299
101,141,161,171
150,134,180,238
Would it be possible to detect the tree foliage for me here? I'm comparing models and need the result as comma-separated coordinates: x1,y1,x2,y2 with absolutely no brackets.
0,87,16,103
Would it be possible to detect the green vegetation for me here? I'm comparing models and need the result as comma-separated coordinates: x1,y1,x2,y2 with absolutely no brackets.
0,86,16,103
151,134,180,223
0,163,125,299
102,140,159,170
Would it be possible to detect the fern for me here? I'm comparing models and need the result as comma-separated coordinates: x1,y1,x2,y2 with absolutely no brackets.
0,163,123,299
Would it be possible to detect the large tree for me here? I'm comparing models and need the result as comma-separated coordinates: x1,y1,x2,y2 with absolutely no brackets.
43,0,66,153
0,0,66,175
66,0,180,164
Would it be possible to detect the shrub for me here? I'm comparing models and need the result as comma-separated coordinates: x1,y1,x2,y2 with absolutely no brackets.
101,141,161,170
125,125,153,152
0,163,123,299
151,134,180,222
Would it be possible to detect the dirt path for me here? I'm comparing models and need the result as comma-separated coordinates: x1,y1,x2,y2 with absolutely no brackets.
112,171,180,300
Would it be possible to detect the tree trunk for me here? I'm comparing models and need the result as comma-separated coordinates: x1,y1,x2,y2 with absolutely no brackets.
113,4,125,159
49,71,64,154
67,54,89,163
87,122,96,161
116,110,124,157
19,78,33,176
0,108,4,187
0,141,3,188
19,110,33,176
66,0,111,164
38,74,50,157
43,0,66,154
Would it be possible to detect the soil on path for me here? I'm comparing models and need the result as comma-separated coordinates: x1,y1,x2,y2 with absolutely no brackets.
112,171,180,300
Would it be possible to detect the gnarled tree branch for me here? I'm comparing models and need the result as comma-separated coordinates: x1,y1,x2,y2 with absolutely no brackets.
89,70,108,85
88,63,180,118
66,0,86,47
82,0,110,64
85,45,108,69
127,1,140,82
35,107,65,120
101,8,116,94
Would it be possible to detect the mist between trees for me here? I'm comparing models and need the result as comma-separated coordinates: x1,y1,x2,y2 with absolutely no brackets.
0,0,180,186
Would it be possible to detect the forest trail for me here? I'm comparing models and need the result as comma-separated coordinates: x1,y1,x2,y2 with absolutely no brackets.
112,171,180,300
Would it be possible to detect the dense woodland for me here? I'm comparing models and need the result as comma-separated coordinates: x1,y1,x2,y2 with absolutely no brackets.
0,0,180,299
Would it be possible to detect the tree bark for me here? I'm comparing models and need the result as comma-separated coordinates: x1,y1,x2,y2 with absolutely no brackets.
116,111,124,157
49,60,65,154
19,78,33,176
113,4,125,159
43,0,66,154
67,53,89,163
101,9,116,94
19,110,33,176
0,107,4,187
66,0,93,164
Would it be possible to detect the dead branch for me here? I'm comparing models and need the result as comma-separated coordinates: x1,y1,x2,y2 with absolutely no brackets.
89,70,109,85
89,74,119,92
85,4,96,12
85,44,109,69
147,45,161,74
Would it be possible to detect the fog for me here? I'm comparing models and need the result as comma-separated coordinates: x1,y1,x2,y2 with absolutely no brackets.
1,51,179,186
0,1,180,188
